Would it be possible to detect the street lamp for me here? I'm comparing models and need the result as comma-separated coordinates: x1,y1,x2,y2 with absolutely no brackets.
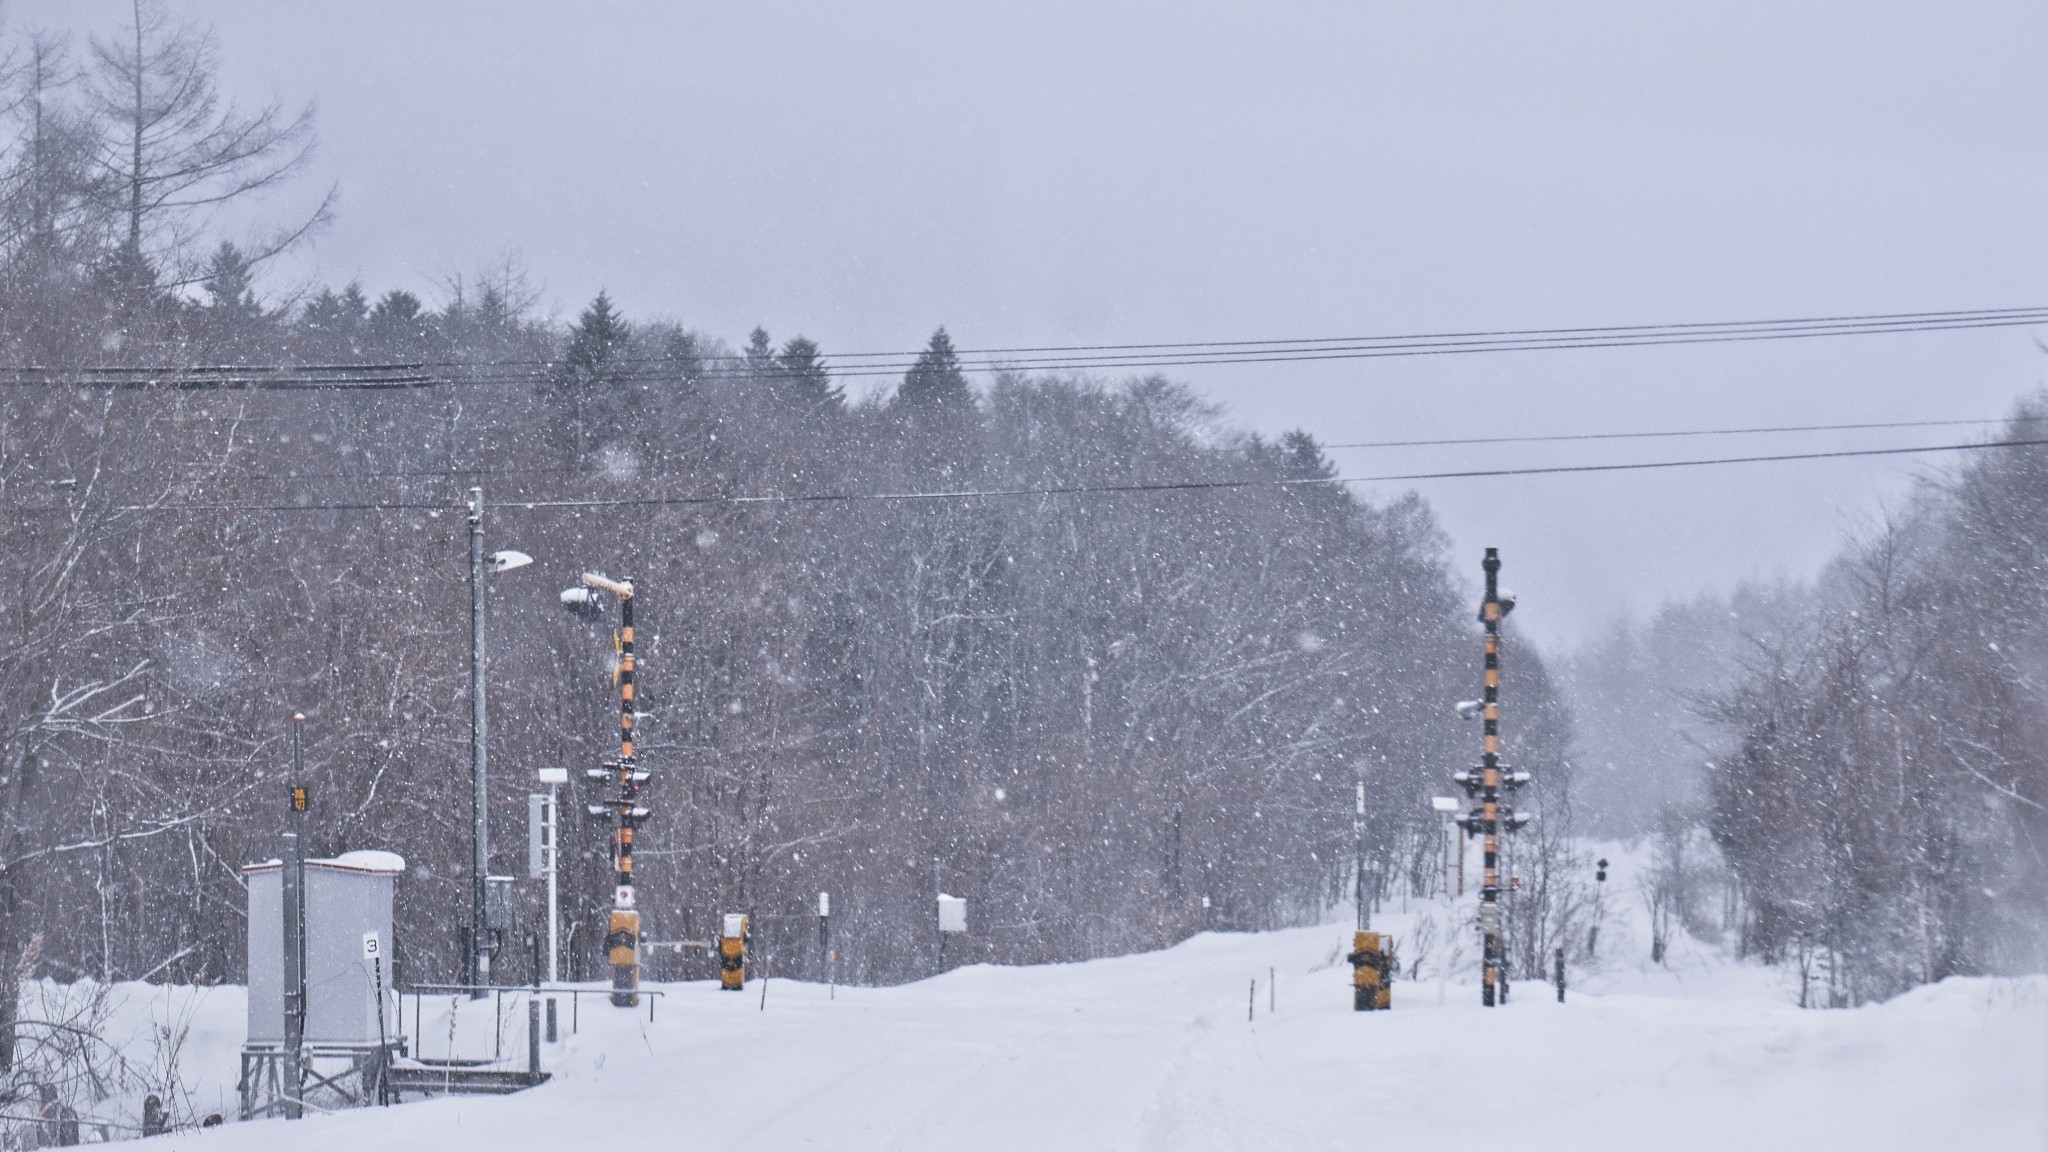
466,487,534,991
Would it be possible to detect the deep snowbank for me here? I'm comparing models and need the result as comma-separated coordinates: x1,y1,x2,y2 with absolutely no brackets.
112,909,2046,1152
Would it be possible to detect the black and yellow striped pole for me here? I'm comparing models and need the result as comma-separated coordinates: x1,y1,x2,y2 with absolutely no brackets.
1453,549,1530,1007
578,572,648,1008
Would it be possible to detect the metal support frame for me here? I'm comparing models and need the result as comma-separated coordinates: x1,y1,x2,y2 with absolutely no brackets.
240,1043,400,1120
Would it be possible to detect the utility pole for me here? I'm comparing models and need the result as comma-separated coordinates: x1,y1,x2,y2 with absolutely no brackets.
1453,549,1532,1007
467,488,490,991
465,491,534,991
281,714,309,1120
1353,780,1368,931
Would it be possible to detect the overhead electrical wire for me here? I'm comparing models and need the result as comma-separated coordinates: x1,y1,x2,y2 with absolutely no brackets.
107,435,2048,515
148,414,2013,483
805,305,2048,360
419,306,2048,381
0,364,431,389
7,304,2045,387
1321,416,2008,450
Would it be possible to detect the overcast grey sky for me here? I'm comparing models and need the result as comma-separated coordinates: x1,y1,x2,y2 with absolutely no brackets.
18,1,2048,646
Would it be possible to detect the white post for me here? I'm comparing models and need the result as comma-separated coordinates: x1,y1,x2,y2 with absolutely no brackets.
546,783,559,983
537,768,570,984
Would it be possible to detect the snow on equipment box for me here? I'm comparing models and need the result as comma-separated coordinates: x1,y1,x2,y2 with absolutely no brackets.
937,894,967,933
245,850,404,1045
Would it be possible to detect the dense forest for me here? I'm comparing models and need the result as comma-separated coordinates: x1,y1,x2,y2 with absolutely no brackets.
1568,401,2048,1003
0,0,1584,1047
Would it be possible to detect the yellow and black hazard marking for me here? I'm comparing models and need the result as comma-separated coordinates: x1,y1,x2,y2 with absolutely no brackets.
1348,930,1394,1011
719,914,749,991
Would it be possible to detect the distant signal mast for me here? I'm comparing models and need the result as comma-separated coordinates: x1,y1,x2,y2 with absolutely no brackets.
562,572,651,1007
1453,548,1533,1006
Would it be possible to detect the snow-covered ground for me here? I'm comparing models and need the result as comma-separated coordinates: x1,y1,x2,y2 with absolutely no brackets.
82,889,2047,1152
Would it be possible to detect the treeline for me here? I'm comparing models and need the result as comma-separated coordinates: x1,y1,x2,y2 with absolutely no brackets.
1571,401,2048,1001
0,6,1580,1011
1706,399,2048,1001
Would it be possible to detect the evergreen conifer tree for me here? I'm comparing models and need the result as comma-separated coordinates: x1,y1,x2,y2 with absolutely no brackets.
894,327,971,410
300,281,368,350
775,336,844,413
660,329,706,389
367,289,428,352
743,326,775,373
560,290,631,387
201,240,259,317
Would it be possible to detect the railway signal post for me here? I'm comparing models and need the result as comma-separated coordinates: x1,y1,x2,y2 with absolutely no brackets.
563,572,651,1007
1452,548,1533,1007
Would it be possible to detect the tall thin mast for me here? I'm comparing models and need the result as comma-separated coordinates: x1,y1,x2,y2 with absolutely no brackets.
581,572,644,1007
1454,548,1530,1007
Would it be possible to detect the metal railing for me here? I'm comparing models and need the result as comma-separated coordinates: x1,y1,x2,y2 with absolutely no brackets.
404,982,664,1056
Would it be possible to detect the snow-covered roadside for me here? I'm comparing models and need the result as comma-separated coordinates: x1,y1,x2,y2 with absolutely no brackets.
107,918,2040,1152
41,836,2048,1150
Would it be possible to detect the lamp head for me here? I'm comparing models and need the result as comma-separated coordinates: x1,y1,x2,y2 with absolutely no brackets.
560,586,604,622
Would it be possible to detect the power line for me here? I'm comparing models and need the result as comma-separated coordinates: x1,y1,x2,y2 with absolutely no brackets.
141,414,2028,484
420,310,2048,381
1321,416,2008,450
0,364,430,389
1340,437,2048,485
809,304,2048,360
11,305,2045,388
108,435,2048,515
775,311,2048,378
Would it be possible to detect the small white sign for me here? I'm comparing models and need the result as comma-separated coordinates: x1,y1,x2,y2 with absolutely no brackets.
361,931,381,960
818,891,831,917
722,913,747,938
937,894,967,934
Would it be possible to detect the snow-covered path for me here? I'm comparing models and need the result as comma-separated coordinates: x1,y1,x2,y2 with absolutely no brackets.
166,912,2045,1152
